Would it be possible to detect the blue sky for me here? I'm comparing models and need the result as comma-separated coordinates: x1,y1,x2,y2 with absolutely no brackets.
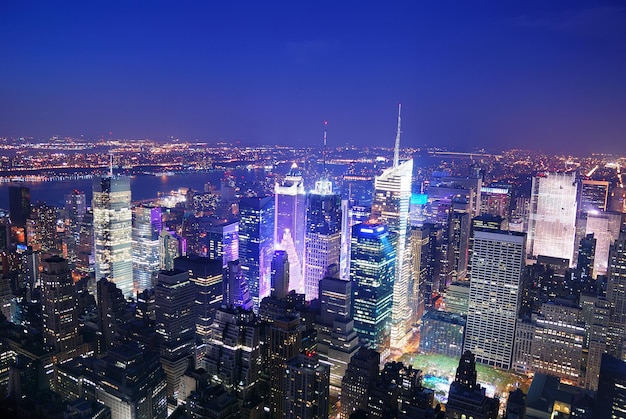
1,1,625,155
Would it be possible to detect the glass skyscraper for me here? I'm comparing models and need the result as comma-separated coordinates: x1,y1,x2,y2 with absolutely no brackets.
350,222,396,356
527,172,578,265
372,158,413,349
304,179,342,301
93,176,134,298
132,205,162,293
274,163,306,294
239,196,274,313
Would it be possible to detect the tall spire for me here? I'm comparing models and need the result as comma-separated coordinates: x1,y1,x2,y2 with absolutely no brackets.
322,121,328,176
393,103,402,168
109,152,114,177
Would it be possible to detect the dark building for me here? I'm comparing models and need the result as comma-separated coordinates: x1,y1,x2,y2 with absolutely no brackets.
419,310,465,358
339,348,380,419
595,353,626,419
284,353,330,419
8,185,30,228
444,351,499,419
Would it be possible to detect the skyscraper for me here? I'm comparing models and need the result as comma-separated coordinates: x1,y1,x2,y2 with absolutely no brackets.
579,179,610,214
464,230,525,370
527,172,578,264
607,232,626,358
284,353,330,419
223,260,253,311
93,176,133,298
239,196,274,313
304,179,342,301
8,184,30,228
155,269,196,400
41,255,80,360
339,348,380,419
371,105,413,349
132,205,162,293
26,202,59,253
275,163,306,294
350,222,396,356
63,190,86,266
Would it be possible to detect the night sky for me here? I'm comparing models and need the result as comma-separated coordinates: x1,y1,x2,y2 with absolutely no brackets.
1,1,625,155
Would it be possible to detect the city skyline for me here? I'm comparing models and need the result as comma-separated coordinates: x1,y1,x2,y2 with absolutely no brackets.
1,1,625,155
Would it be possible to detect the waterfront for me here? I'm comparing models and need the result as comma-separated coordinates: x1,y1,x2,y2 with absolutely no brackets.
0,171,235,209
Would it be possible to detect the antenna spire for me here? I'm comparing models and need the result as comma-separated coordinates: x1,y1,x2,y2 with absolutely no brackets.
393,103,402,168
109,153,113,177
322,121,328,177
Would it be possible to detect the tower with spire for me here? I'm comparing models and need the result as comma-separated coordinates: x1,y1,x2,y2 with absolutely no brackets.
371,104,414,351
303,122,342,301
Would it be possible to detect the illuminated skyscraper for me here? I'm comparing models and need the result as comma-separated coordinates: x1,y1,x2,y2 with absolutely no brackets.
304,179,342,301
585,211,623,277
41,255,80,360
527,172,578,264
607,232,626,359
239,196,274,313
371,105,413,349
464,230,525,370
579,179,610,214
93,176,133,298
132,205,162,293
275,163,306,294
223,260,253,311
350,222,396,356
63,190,86,266
26,202,58,253
159,228,186,271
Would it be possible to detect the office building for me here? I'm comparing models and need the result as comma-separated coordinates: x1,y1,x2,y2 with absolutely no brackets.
284,353,330,419
585,211,623,277
419,311,465,358
239,196,274,313
444,351,499,419
155,269,196,400
350,223,396,355
275,163,306,294
159,228,186,271
525,373,594,419
223,260,253,311
595,353,626,419
63,190,86,266
26,202,59,253
41,256,80,360
8,184,30,228
268,314,301,418
410,224,431,323
174,255,222,358
202,306,262,417
480,185,511,219
316,276,359,394
464,230,525,370
339,348,380,419
579,179,610,214
371,105,413,349
304,179,342,301
93,176,133,298
607,232,626,359
132,205,162,292
527,172,578,264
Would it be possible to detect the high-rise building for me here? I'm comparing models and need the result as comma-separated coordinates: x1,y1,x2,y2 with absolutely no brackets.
202,307,262,417
350,222,396,356
595,353,626,419
223,260,253,311
174,255,223,364
26,202,59,253
159,228,186,271
410,224,430,323
316,276,359,395
607,232,626,359
304,179,342,301
270,249,290,299
464,230,525,370
585,211,623,277
284,353,330,419
527,172,578,264
339,348,380,419
41,255,80,359
239,196,274,313
93,176,133,298
579,179,610,214
132,205,162,292
480,185,511,219
75,209,93,277
155,269,196,400
204,218,239,267
63,190,86,266
8,184,30,228
268,314,301,418
275,163,306,294
371,106,413,349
